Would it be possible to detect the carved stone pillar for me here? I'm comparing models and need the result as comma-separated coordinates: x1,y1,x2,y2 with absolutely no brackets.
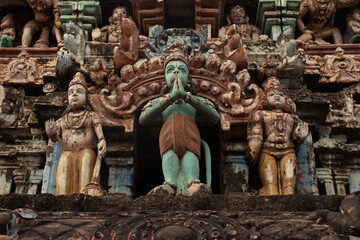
28,170,43,194
14,169,43,194
333,169,350,196
0,170,14,194
349,168,360,193
0,145,20,194
316,168,335,195
13,169,27,194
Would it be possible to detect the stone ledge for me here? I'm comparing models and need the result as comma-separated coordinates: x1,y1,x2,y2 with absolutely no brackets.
0,193,343,213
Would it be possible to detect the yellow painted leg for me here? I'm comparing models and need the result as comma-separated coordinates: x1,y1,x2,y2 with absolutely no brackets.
259,153,279,195
78,149,96,193
280,153,297,195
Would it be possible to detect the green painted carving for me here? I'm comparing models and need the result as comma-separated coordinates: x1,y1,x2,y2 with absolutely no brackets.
139,44,220,196
57,0,102,39
256,0,301,39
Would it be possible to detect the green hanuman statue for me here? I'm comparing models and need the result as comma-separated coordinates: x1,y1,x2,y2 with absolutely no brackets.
139,44,220,196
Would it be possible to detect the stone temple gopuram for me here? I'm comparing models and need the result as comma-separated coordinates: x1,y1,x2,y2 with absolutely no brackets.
2,0,360,239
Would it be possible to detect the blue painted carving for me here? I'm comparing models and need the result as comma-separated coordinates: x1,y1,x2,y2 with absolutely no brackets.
296,135,317,194
145,25,208,59
105,156,134,196
41,141,62,194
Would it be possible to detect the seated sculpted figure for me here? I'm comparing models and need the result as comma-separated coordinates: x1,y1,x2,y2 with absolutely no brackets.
248,77,309,195
0,14,16,47
218,5,260,41
297,0,359,44
92,6,138,44
92,6,139,73
22,0,63,48
45,72,106,195
139,44,220,196
344,7,360,43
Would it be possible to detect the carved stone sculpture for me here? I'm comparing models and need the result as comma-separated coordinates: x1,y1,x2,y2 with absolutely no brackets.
22,0,63,48
297,0,359,44
252,54,285,81
344,7,360,43
45,72,106,195
218,5,261,41
248,77,309,195
0,13,15,47
93,7,139,73
81,59,109,89
0,87,24,129
145,25,208,59
321,47,360,83
139,44,220,196
3,51,39,84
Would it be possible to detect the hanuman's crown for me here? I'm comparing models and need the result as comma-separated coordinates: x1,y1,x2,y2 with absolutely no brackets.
69,72,87,90
264,77,282,95
164,42,189,68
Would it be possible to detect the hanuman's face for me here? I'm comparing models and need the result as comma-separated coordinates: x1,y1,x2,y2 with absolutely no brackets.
267,90,286,109
165,60,189,88
68,84,86,111
230,6,247,25
113,7,127,21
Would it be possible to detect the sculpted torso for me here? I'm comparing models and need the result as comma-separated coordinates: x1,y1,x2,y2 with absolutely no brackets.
262,110,294,146
57,112,97,152
305,0,336,31
161,101,197,121
28,0,54,23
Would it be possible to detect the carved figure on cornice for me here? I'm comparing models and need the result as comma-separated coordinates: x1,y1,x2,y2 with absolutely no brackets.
205,53,221,74
344,7,360,43
3,51,38,84
220,60,236,82
222,22,247,72
219,5,261,41
189,49,206,69
0,14,16,47
325,83,360,128
0,87,24,129
321,47,359,83
119,65,135,83
248,77,309,195
22,0,63,48
97,7,139,73
81,59,109,89
222,69,262,116
297,0,359,44
45,72,106,195
139,43,220,196
64,21,86,65
252,54,286,81
278,27,306,73
145,25,208,59
148,56,164,72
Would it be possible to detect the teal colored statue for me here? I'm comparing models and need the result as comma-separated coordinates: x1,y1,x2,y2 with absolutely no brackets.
139,43,220,196
0,14,15,47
